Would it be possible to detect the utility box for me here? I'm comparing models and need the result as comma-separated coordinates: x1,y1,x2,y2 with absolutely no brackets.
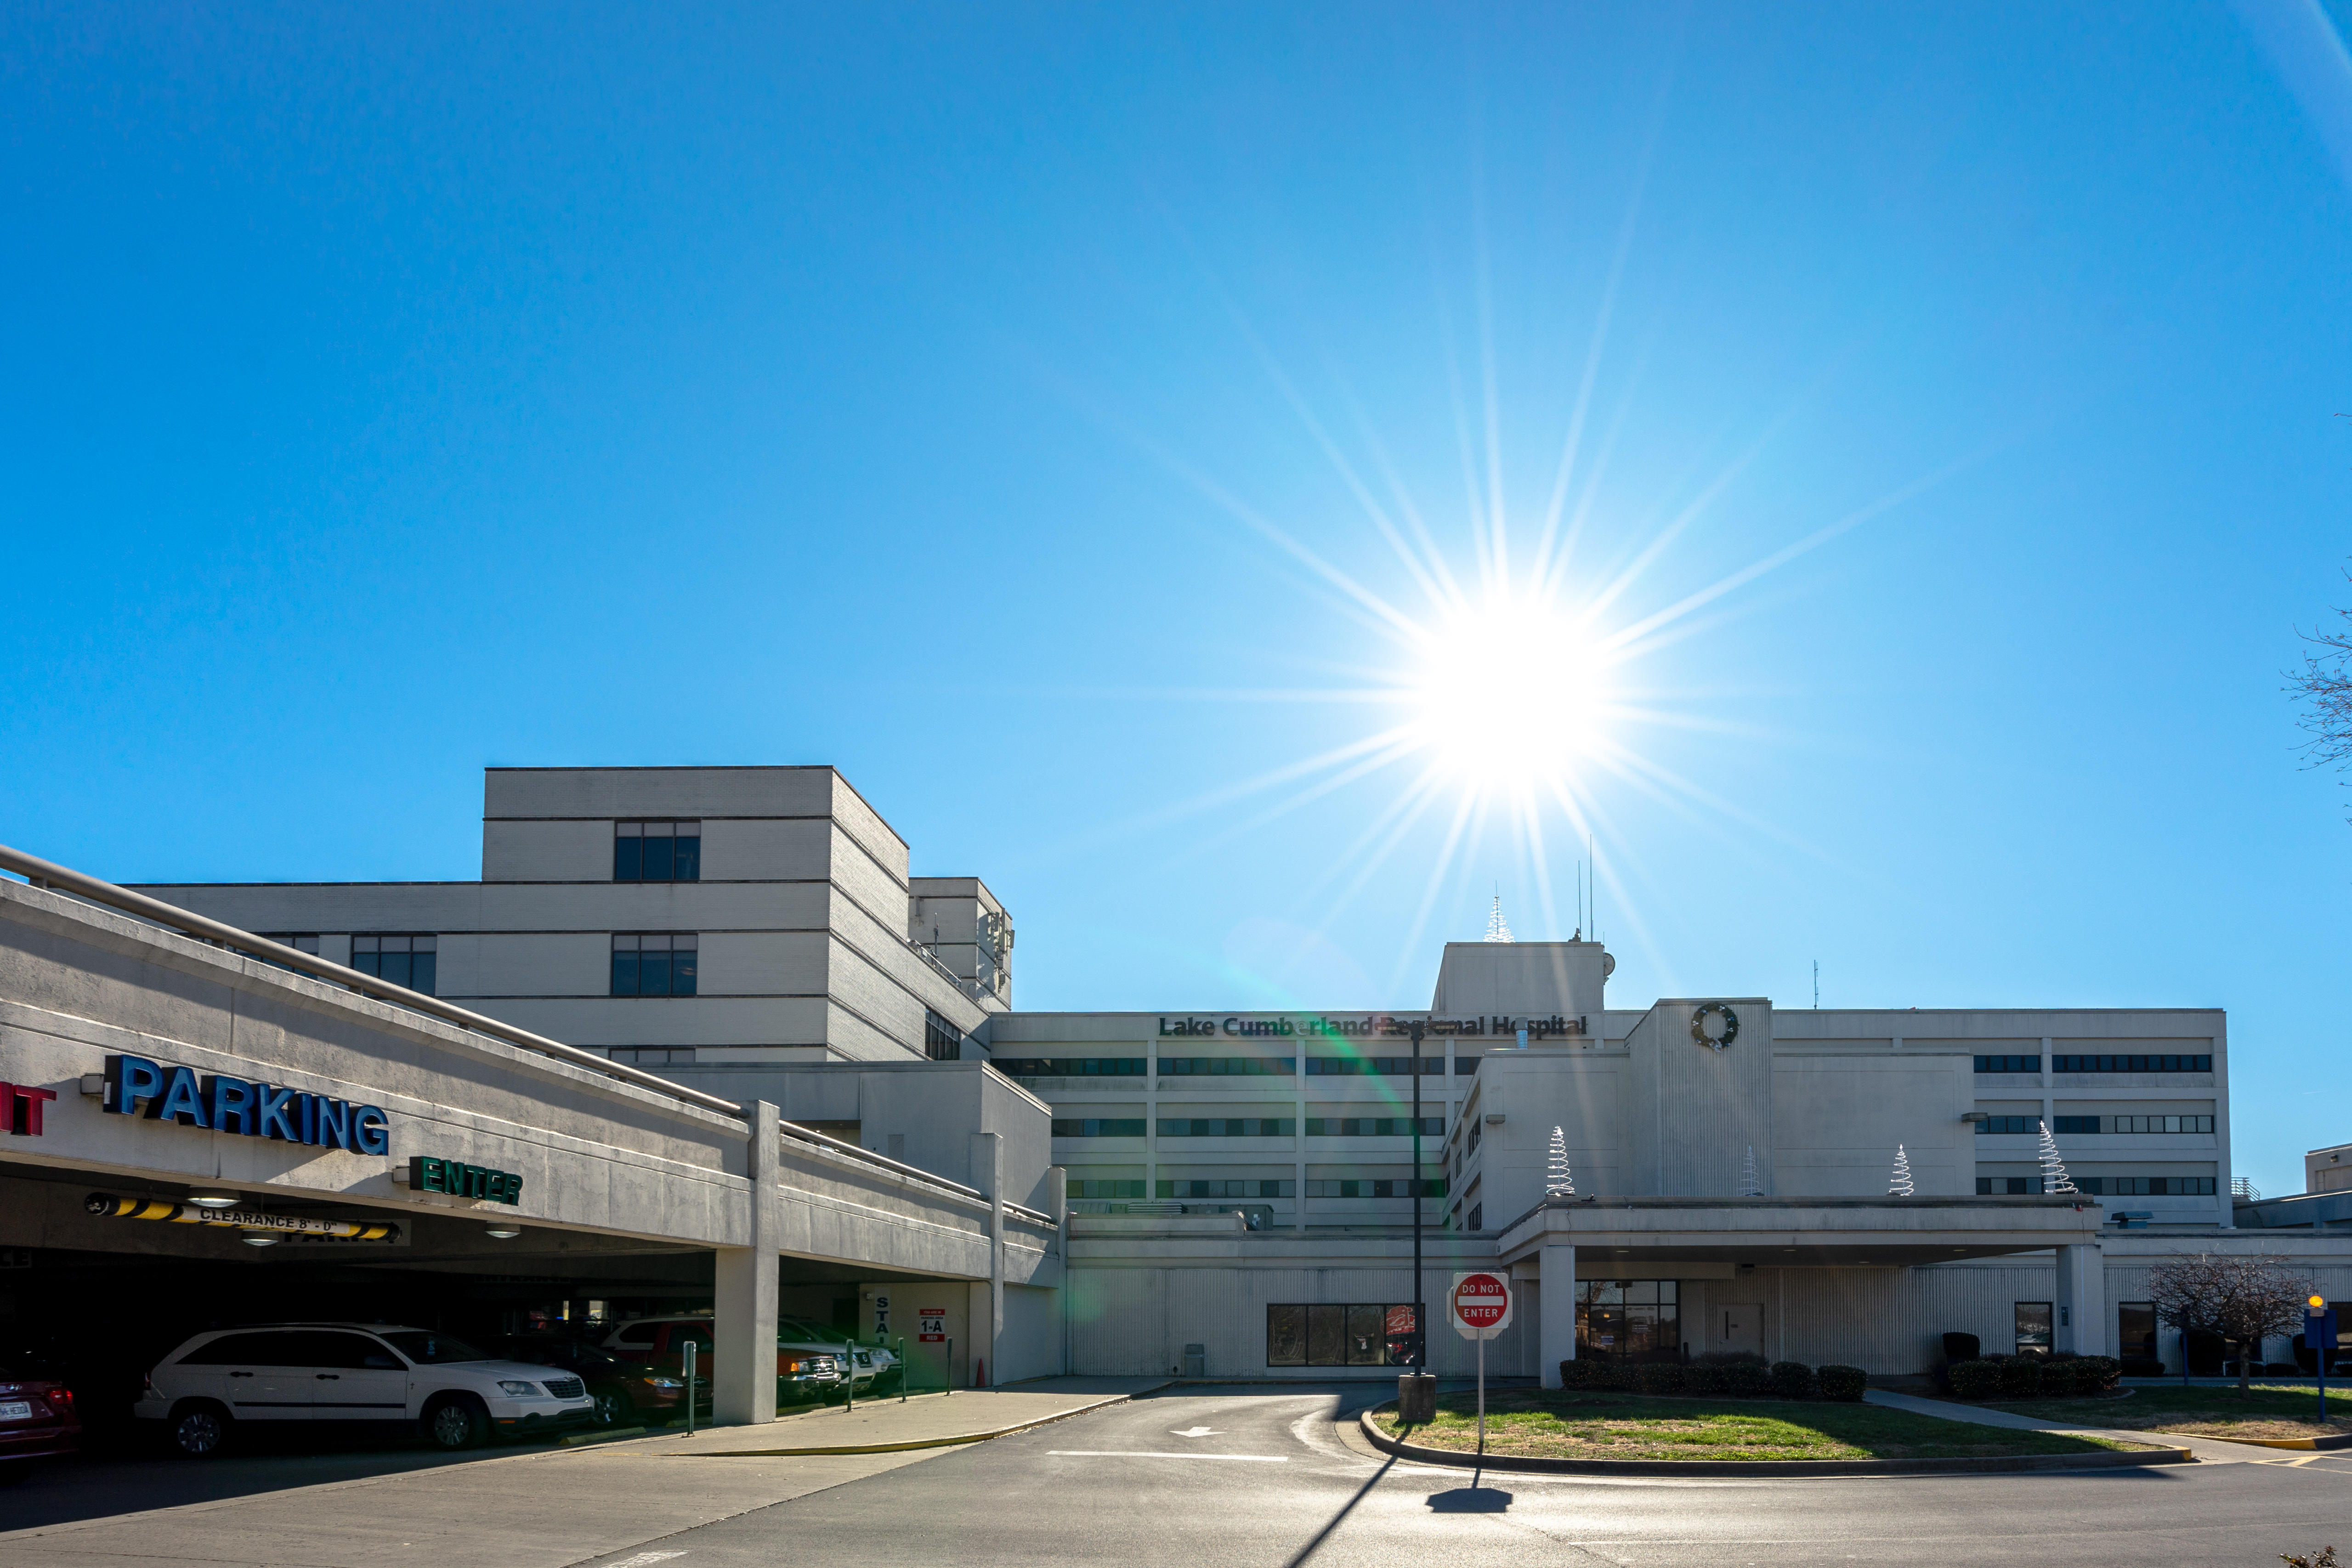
1397,1374,1437,1425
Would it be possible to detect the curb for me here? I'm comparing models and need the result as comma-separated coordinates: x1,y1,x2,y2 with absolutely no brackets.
1356,1404,2196,1477
643,1392,1149,1457
2170,1429,2352,1451
560,1426,647,1447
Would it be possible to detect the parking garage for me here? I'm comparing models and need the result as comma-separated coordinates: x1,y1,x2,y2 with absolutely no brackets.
0,860,1065,1451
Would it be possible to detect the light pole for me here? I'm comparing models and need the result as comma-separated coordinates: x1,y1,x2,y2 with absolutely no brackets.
1411,1019,1426,1371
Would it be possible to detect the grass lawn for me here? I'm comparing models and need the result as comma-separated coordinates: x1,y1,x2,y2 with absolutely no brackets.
1986,1383,2352,1440
1372,1389,2143,1462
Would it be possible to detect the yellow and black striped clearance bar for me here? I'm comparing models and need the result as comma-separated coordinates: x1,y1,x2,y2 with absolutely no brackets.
83,1193,400,1241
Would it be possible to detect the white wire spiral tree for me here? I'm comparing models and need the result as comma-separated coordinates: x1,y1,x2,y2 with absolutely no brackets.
1887,1143,1915,1197
1739,1145,1763,1197
1484,895,1514,944
1547,1126,1575,1197
2036,1121,2078,1195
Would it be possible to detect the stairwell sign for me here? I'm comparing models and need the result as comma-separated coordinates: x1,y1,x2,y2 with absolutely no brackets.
1451,1272,1513,1341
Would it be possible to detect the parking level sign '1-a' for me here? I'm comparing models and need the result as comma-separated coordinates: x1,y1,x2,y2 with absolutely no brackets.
1451,1271,1513,1340
918,1308,948,1344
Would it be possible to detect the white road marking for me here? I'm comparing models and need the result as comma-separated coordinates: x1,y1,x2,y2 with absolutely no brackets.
607,1555,688,1568
1050,1450,1287,1462
1169,1426,1220,1437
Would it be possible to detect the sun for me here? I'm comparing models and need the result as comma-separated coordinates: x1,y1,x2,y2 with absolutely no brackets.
1406,594,1610,791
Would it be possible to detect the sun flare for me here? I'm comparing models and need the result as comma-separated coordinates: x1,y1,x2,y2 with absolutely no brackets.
1406,597,1610,789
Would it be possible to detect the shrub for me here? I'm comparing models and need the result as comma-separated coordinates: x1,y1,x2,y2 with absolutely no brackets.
1816,1364,1867,1403
1768,1361,1814,1399
1558,1359,1591,1390
1998,1355,2044,1398
1697,1349,1768,1366
1947,1359,2002,1399
1941,1332,1981,1365
1680,1363,1725,1395
1720,1360,1768,1397
2119,1356,2165,1379
2078,1356,2120,1393
2268,1362,2305,1377
1636,1363,1685,1396
2185,1330,2226,1377
1592,1360,1639,1392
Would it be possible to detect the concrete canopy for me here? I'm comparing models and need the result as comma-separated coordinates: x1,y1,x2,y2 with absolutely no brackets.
1496,1194,2108,1269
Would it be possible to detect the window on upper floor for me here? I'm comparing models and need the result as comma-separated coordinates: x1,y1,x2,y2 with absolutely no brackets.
1304,1057,1443,1076
611,933,697,997
614,820,701,882
1973,1055,2041,1074
1159,1057,1294,1076
995,1057,1146,1077
1161,1179,1294,1199
351,934,436,995
1304,1178,1444,1198
1305,1116,1443,1137
2051,1054,2210,1074
1050,1118,1146,1138
1975,1116,2040,1134
1157,1117,1295,1138
612,1047,696,1065
261,934,321,955
924,1009,962,1061
1067,1179,1147,1199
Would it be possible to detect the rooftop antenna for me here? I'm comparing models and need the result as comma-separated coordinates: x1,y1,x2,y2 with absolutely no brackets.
1575,860,1583,940
1484,889,1514,944
1813,960,1819,1009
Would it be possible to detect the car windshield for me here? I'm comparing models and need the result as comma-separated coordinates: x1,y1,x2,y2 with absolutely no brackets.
379,1331,489,1365
511,1341,627,1373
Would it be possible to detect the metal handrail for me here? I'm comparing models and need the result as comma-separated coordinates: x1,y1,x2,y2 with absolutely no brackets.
0,843,747,1121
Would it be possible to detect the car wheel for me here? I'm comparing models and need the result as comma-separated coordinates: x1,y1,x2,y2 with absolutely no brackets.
592,1390,629,1427
423,1395,487,1451
170,1402,231,1459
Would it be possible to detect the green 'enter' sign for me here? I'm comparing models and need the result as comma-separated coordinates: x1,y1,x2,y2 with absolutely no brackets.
410,1155,523,1204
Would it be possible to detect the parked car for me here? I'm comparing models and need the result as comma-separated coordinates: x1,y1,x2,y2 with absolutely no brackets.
599,1316,844,1407
0,1347,81,1484
776,1318,899,1393
487,1335,709,1429
136,1324,596,1456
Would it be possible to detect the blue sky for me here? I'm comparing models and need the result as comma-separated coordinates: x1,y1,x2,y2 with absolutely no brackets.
3,4,2349,1196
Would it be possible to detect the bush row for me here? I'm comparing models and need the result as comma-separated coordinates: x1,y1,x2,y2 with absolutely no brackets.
1945,1354,2119,1400
1556,1357,1867,1402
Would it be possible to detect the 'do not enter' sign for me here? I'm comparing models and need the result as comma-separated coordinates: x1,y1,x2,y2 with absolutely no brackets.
1451,1271,1513,1340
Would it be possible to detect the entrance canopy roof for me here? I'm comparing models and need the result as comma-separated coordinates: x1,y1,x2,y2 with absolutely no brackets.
1495,1194,2107,1269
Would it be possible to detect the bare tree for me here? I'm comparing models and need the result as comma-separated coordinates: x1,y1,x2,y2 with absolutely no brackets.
2148,1253,2313,1392
2288,575,2352,813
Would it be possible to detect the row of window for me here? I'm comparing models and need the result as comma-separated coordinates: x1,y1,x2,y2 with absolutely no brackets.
1978,1176,2217,1195
1977,1115,2215,1135
351,934,437,995
1066,1177,1447,1200
1267,1303,1412,1367
612,820,701,883
1974,1054,2213,1074
1051,1115,1449,1139
997,1056,1484,1078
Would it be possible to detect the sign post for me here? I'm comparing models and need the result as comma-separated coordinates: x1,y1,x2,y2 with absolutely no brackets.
2308,1296,2337,1425
1451,1271,1513,1459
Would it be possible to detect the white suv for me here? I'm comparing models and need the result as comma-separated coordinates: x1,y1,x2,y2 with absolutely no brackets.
136,1323,596,1456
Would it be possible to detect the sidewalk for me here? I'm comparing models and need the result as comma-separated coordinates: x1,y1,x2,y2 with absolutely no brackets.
621,1376,1171,1456
1863,1387,2299,1465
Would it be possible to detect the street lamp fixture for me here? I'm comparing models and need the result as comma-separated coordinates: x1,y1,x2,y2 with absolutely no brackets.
485,1222,522,1240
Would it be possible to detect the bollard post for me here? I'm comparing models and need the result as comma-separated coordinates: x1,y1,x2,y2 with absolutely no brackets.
682,1339,697,1437
898,1337,908,1403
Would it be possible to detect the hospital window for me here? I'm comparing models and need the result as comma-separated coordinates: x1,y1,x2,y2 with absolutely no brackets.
1159,1057,1293,1076
1304,1058,1442,1076
1973,1055,2041,1074
1159,1179,1294,1198
1066,1179,1146,1199
260,933,320,955
612,1047,695,1065
1977,1177,2044,1194
2014,1301,2053,1356
1576,1280,1680,1363
1466,1204,1483,1229
351,934,436,995
1266,1303,1413,1366
995,1058,1146,1077
1453,1055,1482,1075
611,933,697,996
1050,1118,1146,1138
2049,1054,2210,1074
1304,1117,1442,1137
1156,1117,1295,1137
924,1009,962,1061
2118,1301,2158,1362
1304,1178,1444,1197
1974,1116,2041,1134
613,820,701,882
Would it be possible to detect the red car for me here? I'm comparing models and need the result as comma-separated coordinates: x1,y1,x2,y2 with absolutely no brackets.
0,1348,80,1484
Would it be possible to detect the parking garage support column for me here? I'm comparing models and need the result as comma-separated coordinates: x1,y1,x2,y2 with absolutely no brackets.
2055,1242,2105,1356
714,1100,782,1426
1539,1242,1576,1389
971,1131,1004,1385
